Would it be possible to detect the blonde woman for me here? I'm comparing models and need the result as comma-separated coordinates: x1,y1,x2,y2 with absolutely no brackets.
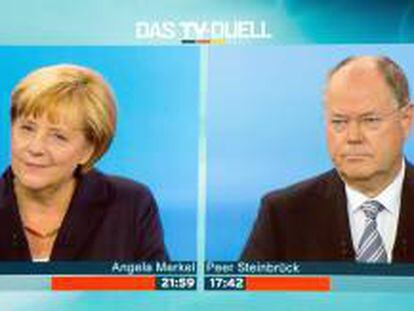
0,64,168,261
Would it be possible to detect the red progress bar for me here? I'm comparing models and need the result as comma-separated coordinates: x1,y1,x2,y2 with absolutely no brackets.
245,276,331,291
51,276,156,291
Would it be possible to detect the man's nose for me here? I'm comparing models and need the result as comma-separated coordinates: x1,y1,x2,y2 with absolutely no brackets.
346,120,363,143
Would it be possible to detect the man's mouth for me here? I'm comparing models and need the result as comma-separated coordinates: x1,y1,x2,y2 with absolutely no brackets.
342,154,371,160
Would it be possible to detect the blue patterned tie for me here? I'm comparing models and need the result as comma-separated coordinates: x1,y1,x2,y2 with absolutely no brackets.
356,200,388,263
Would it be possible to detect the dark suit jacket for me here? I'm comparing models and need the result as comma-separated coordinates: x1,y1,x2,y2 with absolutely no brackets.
0,167,169,261
241,163,414,262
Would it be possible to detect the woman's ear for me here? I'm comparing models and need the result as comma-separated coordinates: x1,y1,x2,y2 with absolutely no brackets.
79,142,95,167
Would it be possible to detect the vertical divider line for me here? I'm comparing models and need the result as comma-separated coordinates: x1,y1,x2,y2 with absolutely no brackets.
197,45,209,291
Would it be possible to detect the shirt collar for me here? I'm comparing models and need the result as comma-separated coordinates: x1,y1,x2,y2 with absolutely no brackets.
345,159,405,215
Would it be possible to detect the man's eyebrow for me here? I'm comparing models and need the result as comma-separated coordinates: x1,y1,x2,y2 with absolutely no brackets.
328,113,348,118
359,111,379,117
328,110,379,118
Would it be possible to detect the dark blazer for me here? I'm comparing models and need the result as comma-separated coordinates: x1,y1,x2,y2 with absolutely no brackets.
0,167,169,261
241,163,414,262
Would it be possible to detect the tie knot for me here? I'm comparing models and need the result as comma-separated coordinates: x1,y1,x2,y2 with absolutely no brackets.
361,200,384,220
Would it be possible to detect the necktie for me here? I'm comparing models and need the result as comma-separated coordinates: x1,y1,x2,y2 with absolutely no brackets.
356,200,388,263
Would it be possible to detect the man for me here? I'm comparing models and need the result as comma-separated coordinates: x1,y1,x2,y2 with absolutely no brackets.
241,56,414,263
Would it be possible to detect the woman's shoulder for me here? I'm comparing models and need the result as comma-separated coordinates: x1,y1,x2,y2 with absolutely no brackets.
83,169,155,205
0,167,13,197
0,173,5,195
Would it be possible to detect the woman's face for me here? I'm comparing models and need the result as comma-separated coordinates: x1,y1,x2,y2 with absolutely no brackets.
11,113,93,193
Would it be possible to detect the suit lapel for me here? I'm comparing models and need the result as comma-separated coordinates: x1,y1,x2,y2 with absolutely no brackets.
322,170,355,260
0,168,31,260
315,163,414,263
393,162,414,262
50,170,110,260
0,168,110,261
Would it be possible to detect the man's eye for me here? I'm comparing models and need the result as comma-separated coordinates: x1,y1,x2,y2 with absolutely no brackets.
363,117,381,123
331,119,347,125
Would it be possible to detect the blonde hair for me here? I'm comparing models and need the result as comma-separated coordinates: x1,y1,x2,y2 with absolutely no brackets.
11,64,117,173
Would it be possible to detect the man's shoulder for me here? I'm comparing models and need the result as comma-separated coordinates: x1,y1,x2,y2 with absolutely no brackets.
405,161,414,182
261,169,341,208
0,175,5,203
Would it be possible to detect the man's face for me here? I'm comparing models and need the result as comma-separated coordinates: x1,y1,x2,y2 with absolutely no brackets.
325,59,412,191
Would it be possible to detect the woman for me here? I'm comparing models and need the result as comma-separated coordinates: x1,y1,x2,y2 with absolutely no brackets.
0,64,169,261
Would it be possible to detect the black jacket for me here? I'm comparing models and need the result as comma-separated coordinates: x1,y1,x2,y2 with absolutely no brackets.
241,163,414,262
0,167,169,261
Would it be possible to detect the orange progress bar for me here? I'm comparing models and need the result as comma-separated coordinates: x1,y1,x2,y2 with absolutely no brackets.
51,276,156,291
245,276,331,291
196,39,210,44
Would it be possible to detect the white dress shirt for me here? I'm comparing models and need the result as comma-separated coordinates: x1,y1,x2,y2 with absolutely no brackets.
345,160,405,263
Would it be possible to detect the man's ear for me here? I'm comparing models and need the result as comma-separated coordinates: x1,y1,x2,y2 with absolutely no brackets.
401,103,413,140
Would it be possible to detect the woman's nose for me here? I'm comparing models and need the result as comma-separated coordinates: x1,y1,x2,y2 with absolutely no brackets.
26,132,47,156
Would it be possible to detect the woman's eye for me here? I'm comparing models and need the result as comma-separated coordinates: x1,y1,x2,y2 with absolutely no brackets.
52,133,68,142
20,124,35,132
